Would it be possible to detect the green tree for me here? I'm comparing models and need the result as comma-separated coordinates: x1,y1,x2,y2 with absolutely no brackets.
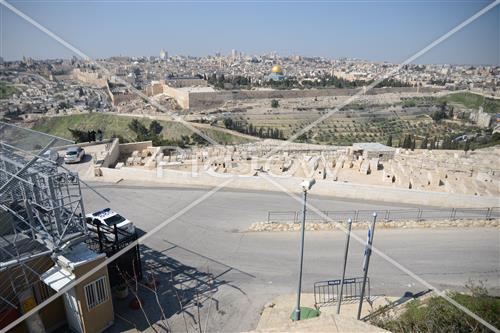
464,139,471,152
402,134,412,149
149,120,163,135
296,132,308,142
190,133,207,145
223,118,234,129
431,109,447,122
420,136,428,149
442,137,452,149
386,135,393,147
128,119,149,140
68,128,88,143
271,99,279,108
429,138,436,150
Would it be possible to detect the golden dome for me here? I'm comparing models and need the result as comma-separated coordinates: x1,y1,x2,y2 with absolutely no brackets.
271,65,283,74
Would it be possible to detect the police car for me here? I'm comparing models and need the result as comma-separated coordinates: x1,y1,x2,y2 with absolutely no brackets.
86,208,135,240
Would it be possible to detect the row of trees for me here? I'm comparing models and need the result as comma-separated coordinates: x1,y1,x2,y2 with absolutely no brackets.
223,118,284,139
386,134,472,151
206,73,412,90
263,75,412,90
386,134,417,149
207,74,252,89
68,128,103,143
128,119,209,147
374,78,413,88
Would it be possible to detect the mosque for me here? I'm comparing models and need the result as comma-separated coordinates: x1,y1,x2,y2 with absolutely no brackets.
265,65,286,82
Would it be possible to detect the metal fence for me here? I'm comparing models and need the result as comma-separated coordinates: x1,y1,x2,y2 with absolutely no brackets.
314,277,369,306
267,207,500,224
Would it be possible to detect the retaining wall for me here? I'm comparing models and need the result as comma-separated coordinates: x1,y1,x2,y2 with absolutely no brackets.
117,141,153,155
101,138,120,168
92,167,499,208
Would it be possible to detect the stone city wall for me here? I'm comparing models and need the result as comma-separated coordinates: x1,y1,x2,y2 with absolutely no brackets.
145,81,165,97
110,92,137,106
153,82,440,109
186,86,439,109
72,69,107,88
163,85,190,109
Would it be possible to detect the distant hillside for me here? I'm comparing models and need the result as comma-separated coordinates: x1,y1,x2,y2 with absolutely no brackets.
439,92,500,113
32,113,252,145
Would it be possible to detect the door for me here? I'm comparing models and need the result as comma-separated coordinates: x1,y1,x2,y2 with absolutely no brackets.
63,288,83,333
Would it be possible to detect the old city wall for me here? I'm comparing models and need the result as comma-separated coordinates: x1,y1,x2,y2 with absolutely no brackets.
162,85,190,109
186,86,438,109
72,69,107,88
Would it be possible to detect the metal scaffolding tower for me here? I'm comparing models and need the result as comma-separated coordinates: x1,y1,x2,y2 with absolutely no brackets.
0,122,88,316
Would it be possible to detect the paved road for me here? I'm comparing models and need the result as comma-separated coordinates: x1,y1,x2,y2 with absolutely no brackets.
81,182,499,333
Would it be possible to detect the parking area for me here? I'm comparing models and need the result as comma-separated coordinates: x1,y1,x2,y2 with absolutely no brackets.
55,143,110,177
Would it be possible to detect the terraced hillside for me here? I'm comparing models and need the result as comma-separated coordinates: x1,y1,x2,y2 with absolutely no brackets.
219,92,497,146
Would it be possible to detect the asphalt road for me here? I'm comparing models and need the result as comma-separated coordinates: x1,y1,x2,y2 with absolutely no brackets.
81,182,499,333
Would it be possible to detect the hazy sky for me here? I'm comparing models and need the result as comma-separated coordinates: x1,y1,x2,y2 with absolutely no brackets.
1,0,499,65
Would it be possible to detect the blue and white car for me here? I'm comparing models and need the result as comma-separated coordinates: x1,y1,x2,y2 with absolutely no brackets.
86,208,135,240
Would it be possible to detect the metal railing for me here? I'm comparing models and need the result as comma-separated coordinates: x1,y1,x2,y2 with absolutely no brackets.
314,277,369,306
267,207,499,224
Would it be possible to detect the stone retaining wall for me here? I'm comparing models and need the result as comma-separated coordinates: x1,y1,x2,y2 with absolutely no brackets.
92,166,499,208
248,219,498,232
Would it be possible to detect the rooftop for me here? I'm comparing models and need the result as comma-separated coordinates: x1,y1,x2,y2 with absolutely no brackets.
58,243,105,270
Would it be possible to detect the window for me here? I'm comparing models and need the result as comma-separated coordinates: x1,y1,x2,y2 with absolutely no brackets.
104,214,126,226
84,276,108,310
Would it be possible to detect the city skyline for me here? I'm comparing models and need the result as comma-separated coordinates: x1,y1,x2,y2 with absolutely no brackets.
1,0,499,65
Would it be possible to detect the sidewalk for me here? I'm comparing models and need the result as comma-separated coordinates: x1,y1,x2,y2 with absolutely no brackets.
250,294,395,333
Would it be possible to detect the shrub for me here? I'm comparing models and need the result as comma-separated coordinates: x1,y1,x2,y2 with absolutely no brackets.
370,281,499,333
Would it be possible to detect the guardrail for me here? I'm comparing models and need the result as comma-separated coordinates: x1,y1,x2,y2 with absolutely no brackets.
314,277,369,306
267,207,500,224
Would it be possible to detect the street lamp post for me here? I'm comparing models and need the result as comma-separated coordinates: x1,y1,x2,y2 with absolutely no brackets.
293,179,315,321
336,218,353,314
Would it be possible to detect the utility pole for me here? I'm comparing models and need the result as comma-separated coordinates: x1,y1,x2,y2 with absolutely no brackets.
357,213,377,320
336,218,352,314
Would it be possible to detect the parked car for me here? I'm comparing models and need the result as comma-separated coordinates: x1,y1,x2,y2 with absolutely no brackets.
86,208,135,241
64,147,85,164
42,149,59,163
